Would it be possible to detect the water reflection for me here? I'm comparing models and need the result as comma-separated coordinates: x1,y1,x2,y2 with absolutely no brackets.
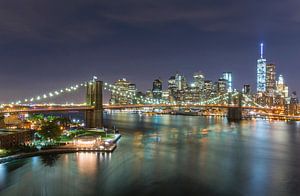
40,154,61,167
76,152,96,175
1,114,300,195
0,164,6,190
3,159,27,173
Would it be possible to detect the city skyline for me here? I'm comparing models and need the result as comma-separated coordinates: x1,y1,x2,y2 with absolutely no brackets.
0,41,297,104
0,0,300,103
1,2,300,195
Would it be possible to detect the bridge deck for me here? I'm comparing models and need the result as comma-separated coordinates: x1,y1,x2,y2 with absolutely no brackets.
0,106,94,113
0,104,280,113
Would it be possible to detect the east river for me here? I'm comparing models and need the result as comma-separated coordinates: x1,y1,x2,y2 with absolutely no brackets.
1,113,300,195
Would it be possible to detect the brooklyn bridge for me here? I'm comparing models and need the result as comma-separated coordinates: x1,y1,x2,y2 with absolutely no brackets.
0,78,297,128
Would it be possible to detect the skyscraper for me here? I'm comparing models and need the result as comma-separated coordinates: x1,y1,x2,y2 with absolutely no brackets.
204,80,213,99
168,76,177,91
193,72,205,101
109,78,136,105
257,43,267,92
243,84,251,95
128,83,137,104
152,79,163,99
222,72,232,92
266,63,276,96
216,78,227,95
276,74,289,98
193,72,205,90
289,91,298,115
175,73,188,91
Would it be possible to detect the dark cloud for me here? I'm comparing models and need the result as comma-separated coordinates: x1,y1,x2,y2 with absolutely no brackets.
0,0,113,43
0,0,299,42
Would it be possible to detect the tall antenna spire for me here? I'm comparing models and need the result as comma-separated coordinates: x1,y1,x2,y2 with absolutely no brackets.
260,43,264,59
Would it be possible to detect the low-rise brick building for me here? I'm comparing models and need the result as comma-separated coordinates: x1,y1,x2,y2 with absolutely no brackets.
0,129,34,148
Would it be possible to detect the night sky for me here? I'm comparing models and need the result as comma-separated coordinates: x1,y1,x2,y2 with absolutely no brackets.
0,0,300,103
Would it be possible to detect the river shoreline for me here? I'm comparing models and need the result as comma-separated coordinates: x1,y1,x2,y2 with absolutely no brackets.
0,134,121,164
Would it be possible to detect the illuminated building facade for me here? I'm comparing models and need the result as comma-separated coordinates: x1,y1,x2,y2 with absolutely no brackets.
204,80,213,99
193,72,205,101
152,79,163,99
266,63,276,96
288,91,298,115
128,84,137,95
175,73,188,91
168,76,177,101
184,83,201,103
257,43,267,92
217,78,227,95
0,129,34,148
167,73,188,102
145,90,153,99
162,91,169,101
243,84,251,95
128,83,138,104
110,78,137,105
222,72,232,92
193,72,205,90
276,74,289,98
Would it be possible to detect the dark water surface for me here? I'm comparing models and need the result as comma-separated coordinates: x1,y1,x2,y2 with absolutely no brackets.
1,113,300,196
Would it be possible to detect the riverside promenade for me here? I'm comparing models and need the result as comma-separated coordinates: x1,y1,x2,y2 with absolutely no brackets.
0,134,121,164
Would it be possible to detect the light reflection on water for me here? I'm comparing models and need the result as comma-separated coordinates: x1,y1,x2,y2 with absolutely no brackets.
1,113,300,195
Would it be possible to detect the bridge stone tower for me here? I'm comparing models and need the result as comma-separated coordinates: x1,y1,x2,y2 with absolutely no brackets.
85,80,103,128
227,92,243,121
0,114,5,128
